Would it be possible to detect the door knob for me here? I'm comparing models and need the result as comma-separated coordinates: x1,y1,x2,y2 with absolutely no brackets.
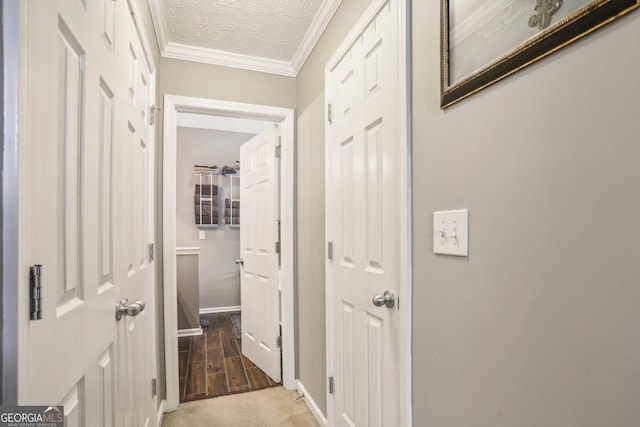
235,258,244,267
372,291,395,308
116,299,146,321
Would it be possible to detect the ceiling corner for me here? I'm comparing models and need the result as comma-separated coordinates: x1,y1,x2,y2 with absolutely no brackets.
292,0,344,74
163,43,296,77
147,0,169,52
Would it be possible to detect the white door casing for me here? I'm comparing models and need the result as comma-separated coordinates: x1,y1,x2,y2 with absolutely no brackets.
239,124,281,383
18,0,157,425
326,0,411,426
161,96,296,411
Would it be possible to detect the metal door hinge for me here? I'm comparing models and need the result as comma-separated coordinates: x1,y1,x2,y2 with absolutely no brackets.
275,145,281,158
151,378,157,397
329,376,334,394
148,243,154,262
275,241,281,254
327,104,333,124
30,265,42,320
149,105,161,125
276,336,282,347
327,242,333,260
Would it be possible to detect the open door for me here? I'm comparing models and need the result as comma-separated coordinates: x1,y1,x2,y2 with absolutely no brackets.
18,0,157,425
238,124,281,383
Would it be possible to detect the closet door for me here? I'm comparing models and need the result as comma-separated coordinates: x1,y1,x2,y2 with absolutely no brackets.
239,124,281,382
18,1,157,425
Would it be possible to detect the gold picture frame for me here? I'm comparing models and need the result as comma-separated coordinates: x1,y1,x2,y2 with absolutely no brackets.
441,0,640,108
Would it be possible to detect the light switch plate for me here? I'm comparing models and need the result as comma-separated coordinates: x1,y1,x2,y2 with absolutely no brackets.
434,209,469,256
199,230,206,240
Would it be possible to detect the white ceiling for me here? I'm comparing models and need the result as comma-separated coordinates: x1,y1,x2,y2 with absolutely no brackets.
149,0,343,76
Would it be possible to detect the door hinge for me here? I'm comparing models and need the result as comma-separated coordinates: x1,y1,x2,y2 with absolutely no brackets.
275,145,281,158
148,243,154,262
149,105,161,125
329,376,334,394
276,336,282,347
327,242,333,260
275,241,281,254
30,265,43,320
151,378,157,397
327,104,333,124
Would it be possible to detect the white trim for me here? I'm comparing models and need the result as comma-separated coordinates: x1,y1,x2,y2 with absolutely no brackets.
324,0,412,426
163,43,296,77
156,399,166,427
176,247,200,256
147,0,343,77
296,380,328,427
146,0,169,53
291,0,343,74
162,95,296,411
199,306,241,314
2,0,20,405
177,327,203,337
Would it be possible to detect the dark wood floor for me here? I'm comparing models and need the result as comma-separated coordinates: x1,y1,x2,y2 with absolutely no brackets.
178,312,279,403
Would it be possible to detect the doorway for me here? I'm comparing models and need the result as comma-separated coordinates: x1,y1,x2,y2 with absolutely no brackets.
162,95,295,411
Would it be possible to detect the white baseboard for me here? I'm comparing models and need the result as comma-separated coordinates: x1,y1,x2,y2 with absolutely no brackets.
199,305,241,314
177,327,202,337
296,380,327,427
156,400,166,426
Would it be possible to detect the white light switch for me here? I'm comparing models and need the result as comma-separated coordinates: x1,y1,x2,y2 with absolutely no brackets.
433,209,468,256
199,230,206,240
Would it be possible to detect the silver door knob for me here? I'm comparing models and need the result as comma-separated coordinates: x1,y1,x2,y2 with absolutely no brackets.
372,291,395,308
116,299,146,321
235,258,244,266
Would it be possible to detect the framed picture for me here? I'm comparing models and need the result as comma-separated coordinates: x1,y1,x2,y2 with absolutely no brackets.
441,0,639,108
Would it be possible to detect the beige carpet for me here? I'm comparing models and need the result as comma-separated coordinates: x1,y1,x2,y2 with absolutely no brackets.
162,386,320,427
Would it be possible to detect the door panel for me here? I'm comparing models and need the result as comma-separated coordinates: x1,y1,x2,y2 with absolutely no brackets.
19,1,156,425
239,125,281,383
327,2,400,426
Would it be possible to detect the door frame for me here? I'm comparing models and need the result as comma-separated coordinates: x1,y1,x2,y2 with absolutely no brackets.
324,0,412,425
162,95,296,411
2,0,20,405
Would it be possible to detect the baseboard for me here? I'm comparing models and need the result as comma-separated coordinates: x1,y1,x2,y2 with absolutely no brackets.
177,327,202,337
156,400,166,427
296,380,327,427
199,305,241,314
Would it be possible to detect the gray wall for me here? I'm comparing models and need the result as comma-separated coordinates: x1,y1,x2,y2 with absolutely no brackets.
295,0,374,415
159,58,296,108
176,127,254,309
176,253,200,330
412,3,640,426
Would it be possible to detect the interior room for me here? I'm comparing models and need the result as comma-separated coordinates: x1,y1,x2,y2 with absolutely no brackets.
174,114,280,402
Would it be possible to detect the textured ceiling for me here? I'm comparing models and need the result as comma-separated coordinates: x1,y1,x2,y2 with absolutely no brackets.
162,0,323,61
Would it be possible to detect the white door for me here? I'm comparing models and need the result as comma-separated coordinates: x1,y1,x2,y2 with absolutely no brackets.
239,124,281,383
326,1,401,426
18,1,157,426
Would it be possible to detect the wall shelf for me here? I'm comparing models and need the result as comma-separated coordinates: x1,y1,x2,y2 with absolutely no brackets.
194,171,220,228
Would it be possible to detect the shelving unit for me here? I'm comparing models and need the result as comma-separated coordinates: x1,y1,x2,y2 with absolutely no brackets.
224,173,240,229
194,172,219,229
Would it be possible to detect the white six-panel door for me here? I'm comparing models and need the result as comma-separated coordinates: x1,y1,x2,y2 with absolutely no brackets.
239,125,281,383
326,1,400,426
19,0,156,425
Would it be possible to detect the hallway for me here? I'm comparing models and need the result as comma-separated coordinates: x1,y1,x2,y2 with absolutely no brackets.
163,386,319,427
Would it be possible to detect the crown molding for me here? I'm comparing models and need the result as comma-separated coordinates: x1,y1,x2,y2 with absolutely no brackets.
163,42,296,76
292,0,343,74
147,0,342,77
147,0,169,51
